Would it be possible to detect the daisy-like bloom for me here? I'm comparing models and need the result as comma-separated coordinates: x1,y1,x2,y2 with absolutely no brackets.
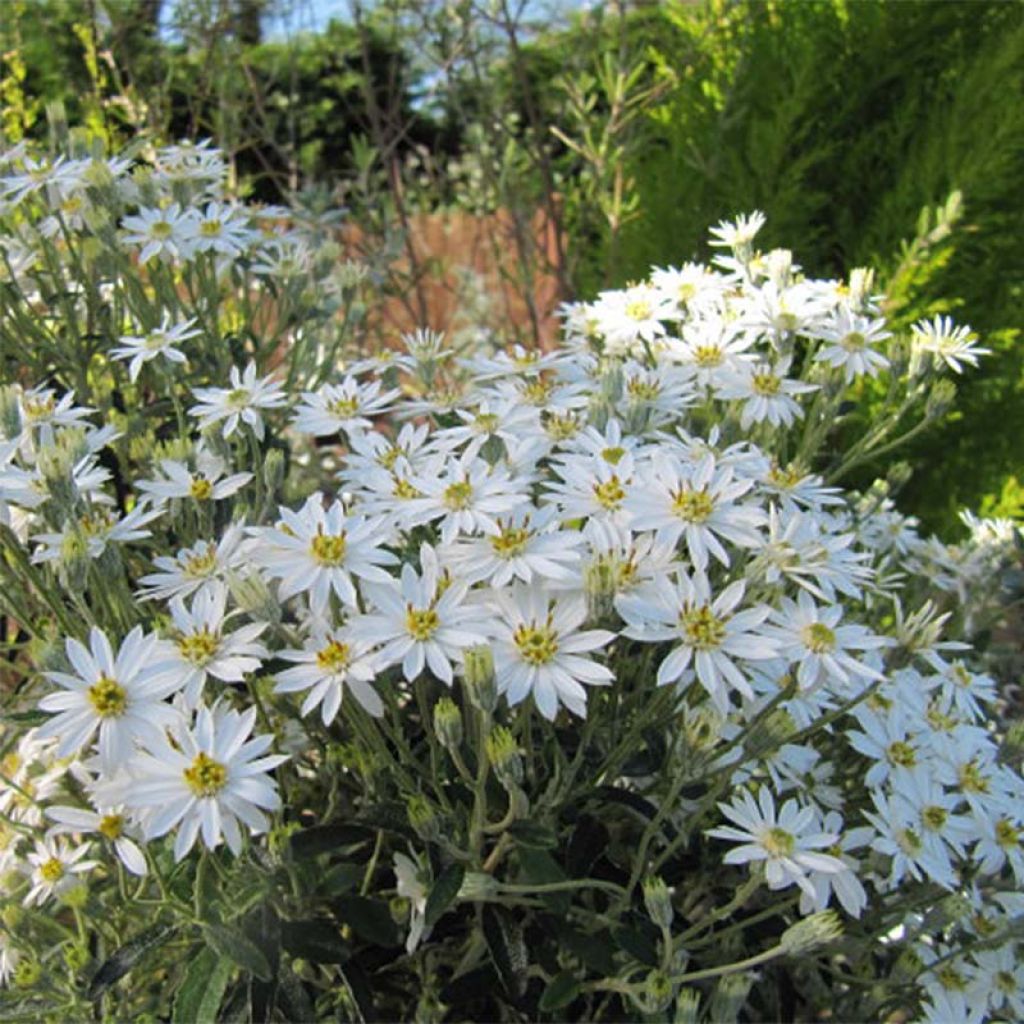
31,500,163,564
769,590,888,692
109,315,200,382
22,836,99,906
444,505,584,588
590,283,675,356
489,586,615,720
393,851,430,954
626,452,764,572
15,386,93,450
274,623,382,722
123,702,287,860
45,802,148,876
292,376,401,438
137,448,251,504
36,626,181,769
910,315,990,375
432,398,541,458
136,522,247,602
356,544,491,685
708,210,766,251
189,362,287,441
407,454,524,544
665,317,756,391
968,944,1024,1019
544,452,636,527
120,203,194,264
863,790,957,890
182,200,257,258
715,363,817,429
796,811,870,918
462,342,567,381
253,493,398,614
152,583,267,708
0,931,19,985
707,788,845,899
617,572,777,713
809,308,890,382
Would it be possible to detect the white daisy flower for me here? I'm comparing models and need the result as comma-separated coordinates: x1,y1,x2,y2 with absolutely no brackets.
708,210,766,250
253,493,398,614
136,522,247,602
617,572,777,712
715,363,816,429
152,582,267,708
355,544,491,685
22,836,98,906
109,315,199,382
707,788,844,899
810,308,890,382
124,702,286,860
292,376,401,438
489,585,615,720
274,623,382,722
137,448,252,504
30,500,163,564
45,802,148,876
120,203,194,264
36,626,181,769
910,314,990,374
189,362,287,441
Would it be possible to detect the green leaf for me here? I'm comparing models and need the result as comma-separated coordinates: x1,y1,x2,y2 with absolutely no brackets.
194,854,219,923
482,905,528,1001
204,924,273,981
281,918,350,964
88,924,178,998
290,823,373,859
507,820,558,849
172,948,234,1024
517,847,569,915
318,861,363,897
540,970,581,1012
424,862,465,927
333,895,400,947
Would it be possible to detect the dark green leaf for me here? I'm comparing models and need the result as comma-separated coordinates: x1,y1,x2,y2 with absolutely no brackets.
507,820,558,848
88,924,178,998
424,862,465,927
567,816,609,877
355,801,416,839
540,970,581,1013
334,895,400,947
3,710,48,727
555,922,616,976
204,924,273,981
172,948,234,1024
319,861,364,896
517,847,569,915
612,919,660,967
290,823,373,858
194,854,219,923
277,967,316,1023
482,905,528,1001
281,918,350,964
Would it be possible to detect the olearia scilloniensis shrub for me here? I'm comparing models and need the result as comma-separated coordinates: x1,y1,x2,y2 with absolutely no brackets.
0,140,1020,1023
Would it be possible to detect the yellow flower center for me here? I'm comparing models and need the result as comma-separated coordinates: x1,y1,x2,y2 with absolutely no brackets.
227,388,250,409
766,463,804,490
39,858,65,883
671,487,714,523
922,806,947,832
592,476,626,511
626,378,660,401
145,331,169,350
513,350,539,368
761,827,795,857
896,826,922,854
98,814,124,840
800,622,836,654
678,283,696,303
378,447,400,470
625,299,652,322
543,412,579,440
190,476,214,501
996,818,1021,849
406,606,440,641
957,760,990,794
513,621,560,666
751,371,781,397
184,752,228,797
316,640,351,673
150,220,173,239
776,312,799,333
310,532,347,566
443,481,473,510
176,628,220,666
475,413,499,432
935,966,966,992
886,740,916,768
22,394,56,420
490,524,530,559
601,446,626,465
392,477,422,500
840,331,866,352
87,675,128,717
80,508,117,537
693,344,723,368
328,397,360,418
183,549,217,577
199,219,223,238
996,971,1017,995
680,605,726,650
523,377,554,405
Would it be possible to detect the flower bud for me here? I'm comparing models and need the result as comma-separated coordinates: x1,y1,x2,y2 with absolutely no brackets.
584,556,618,622
263,448,285,495
58,525,91,593
462,645,497,713
999,719,1024,765
458,871,499,902
643,876,674,930
674,988,701,1024
847,267,875,312
640,970,673,1013
486,725,523,789
708,971,754,1023
58,880,89,909
13,959,41,988
227,571,280,625
1,904,22,930
64,943,89,971
407,795,440,842
433,697,463,753
780,910,842,955
925,378,956,420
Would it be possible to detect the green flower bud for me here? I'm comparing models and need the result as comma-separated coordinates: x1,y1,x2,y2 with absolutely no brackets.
59,525,91,593
14,959,41,988
58,880,89,909
263,448,285,495
640,969,673,1013
674,988,701,1024
486,725,523,789
926,378,957,420
462,645,497,713
584,556,618,622
1,904,22,930
407,795,440,842
708,970,755,1024
433,697,463,753
780,910,842,955
227,571,280,624
64,942,89,971
642,876,674,931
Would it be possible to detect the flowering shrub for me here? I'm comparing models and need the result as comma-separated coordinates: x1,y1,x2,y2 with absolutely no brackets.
0,138,1021,1023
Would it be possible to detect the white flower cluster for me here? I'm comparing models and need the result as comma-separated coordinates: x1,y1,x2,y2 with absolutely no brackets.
0,141,1019,1019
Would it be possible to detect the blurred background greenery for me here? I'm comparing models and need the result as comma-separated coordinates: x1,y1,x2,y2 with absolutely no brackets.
2,0,1021,537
